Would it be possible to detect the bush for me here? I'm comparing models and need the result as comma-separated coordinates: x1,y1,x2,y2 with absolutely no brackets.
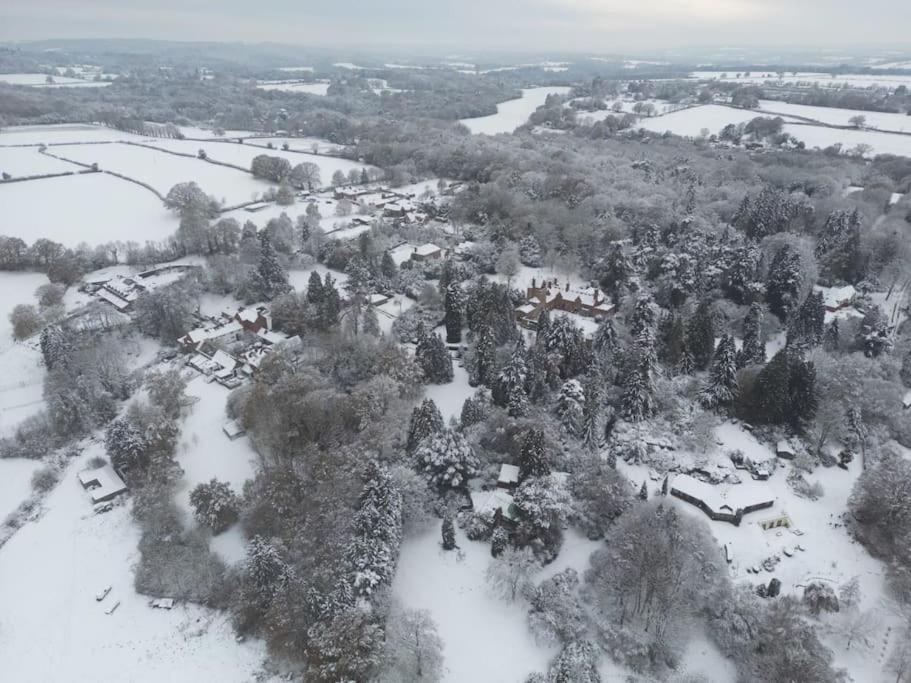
31,465,60,493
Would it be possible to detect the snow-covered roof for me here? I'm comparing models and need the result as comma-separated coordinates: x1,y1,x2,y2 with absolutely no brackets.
211,350,237,371
184,320,243,344
813,285,856,310
413,243,440,256
776,440,796,456
368,293,390,305
77,465,127,503
498,464,520,486
256,329,288,345
670,473,774,516
222,419,245,439
96,289,131,310
236,307,262,323
470,489,518,521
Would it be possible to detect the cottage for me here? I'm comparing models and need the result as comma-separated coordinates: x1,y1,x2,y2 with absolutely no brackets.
813,285,856,313
78,465,128,504
235,306,271,334
410,243,442,262
497,464,520,490
471,489,518,522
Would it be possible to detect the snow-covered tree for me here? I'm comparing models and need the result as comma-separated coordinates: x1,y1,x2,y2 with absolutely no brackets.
414,428,479,489
441,517,456,551
189,479,239,533
519,428,550,481
548,641,601,683
346,462,403,596
377,604,445,683
513,474,570,536
580,378,601,452
738,302,766,367
495,337,529,417
415,326,453,384
460,390,489,428
545,315,589,378
619,352,655,422
766,244,802,321
245,231,291,301
527,568,586,645
470,324,497,387
406,398,444,454
519,235,543,267
687,300,715,370
485,546,537,602
39,324,73,370
443,281,464,343
699,334,739,408
556,379,585,436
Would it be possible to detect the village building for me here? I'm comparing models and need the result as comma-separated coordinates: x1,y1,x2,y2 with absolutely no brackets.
515,278,615,329
410,243,443,262
470,489,519,523
813,284,857,312
77,465,128,504
667,474,775,526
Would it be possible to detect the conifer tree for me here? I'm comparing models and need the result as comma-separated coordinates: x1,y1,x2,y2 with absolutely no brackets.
444,281,464,344
471,324,497,387
415,326,453,384
823,319,840,352
687,301,715,370
535,308,551,344
639,481,648,500
620,353,655,422
766,244,802,321
441,517,456,551
406,399,444,454
318,273,341,329
347,461,403,596
495,338,529,417
306,269,324,304
380,251,397,280
248,231,291,300
556,379,585,436
699,334,739,408
738,302,766,368
581,378,601,453
414,429,479,489
519,428,550,481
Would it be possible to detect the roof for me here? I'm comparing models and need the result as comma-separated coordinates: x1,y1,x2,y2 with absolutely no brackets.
96,289,131,310
498,464,520,485
184,320,243,345
211,350,237,371
77,465,127,503
813,285,856,309
470,489,518,522
222,419,245,438
413,243,441,256
670,473,774,516
776,440,796,455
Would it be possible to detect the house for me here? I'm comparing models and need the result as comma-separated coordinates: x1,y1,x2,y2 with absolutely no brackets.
814,285,856,313
515,278,615,329
410,243,443,262
470,489,518,523
667,474,775,526
179,318,243,351
497,464,520,490
223,419,246,440
94,275,147,312
78,465,128,504
235,306,272,335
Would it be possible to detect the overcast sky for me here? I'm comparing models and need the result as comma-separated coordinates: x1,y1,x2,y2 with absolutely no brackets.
3,0,910,53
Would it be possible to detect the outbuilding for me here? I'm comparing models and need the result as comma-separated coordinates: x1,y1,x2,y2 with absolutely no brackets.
78,465,128,504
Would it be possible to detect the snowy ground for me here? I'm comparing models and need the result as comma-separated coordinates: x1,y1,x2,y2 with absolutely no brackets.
0,458,42,521
0,123,148,146
0,272,51,436
0,172,178,245
256,81,330,96
459,87,573,135
423,362,473,424
637,104,911,158
242,137,343,154
50,143,275,205
147,139,372,181
757,100,911,133
690,71,911,90
0,146,84,176
0,442,274,683
0,73,110,88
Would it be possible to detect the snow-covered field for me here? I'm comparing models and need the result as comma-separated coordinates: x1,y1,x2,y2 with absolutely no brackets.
459,87,572,135
51,143,274,205
0,173,178,245
0,443,273,683
242,136,343,155
256,81,330,96
757,100,911,133
0,146,83,176
691,71,911,90
0,73,110,88
147,139,371,184
0,124,147,146
637,104,911,158
0,457,42,521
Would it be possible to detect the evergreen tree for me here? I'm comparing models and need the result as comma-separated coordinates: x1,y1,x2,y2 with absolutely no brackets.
749,348,818,428
306,269,324,304
738,302,766,368
519,428,550,481
39,324,73,370
406,399,443,454
444,281,464,344
545,315,589,378
414,429,479,489
415,326,454,384
823,319,840,352
556,379,585,436
687,301,715,370
535,308,551,344
620,353,655,422
247,231,291,300
699,334,739,408
470,324,497,387
362,306,380,337
592,317,618,366
347,461,403,596
581,378,601,453
495,338,529,417
460,391,489,428
766,244,802,321
380,251,397,280
639,481,648,500
678,338,695,376
318,273,341,329
441,517,456,551
788,290,825,347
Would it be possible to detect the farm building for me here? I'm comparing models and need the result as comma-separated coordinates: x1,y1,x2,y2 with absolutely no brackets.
77,465,128,504
667,473,775,526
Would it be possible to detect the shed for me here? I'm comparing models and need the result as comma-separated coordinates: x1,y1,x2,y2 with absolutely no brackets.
78,465,128,504
497,464,520,489
470,489,518,522
223,419,246,440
